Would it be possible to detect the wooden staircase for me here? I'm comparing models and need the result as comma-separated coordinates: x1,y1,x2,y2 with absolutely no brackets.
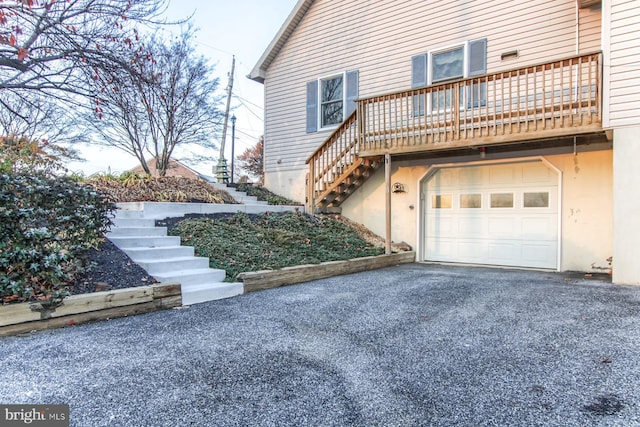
306,110,382,213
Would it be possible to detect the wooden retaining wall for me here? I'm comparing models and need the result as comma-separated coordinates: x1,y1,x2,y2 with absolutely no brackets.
0,283,181,337
238,251,415,293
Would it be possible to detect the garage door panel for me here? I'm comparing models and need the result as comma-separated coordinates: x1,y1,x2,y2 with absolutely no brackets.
424,161,559,269
458,240,486,259
488,242,520,262
458,217,484,236
521,217,556,239
426,239,455,259
488,217,516,235
522,243,557,264
522,163,554,183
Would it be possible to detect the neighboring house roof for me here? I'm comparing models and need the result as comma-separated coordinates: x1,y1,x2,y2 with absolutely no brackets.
129,157,204,180
249,0,315,83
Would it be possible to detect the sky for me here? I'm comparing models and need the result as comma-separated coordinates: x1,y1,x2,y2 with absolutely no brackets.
66,0,299,176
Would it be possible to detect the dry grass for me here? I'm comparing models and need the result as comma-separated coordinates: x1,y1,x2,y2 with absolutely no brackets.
85,174,238,204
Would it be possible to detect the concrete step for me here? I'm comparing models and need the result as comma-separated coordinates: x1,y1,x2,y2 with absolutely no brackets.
135,256,210,274
122,246,195,260
152,268,226,285
111,217,156,228
107,226,168,237
109,235,181,249
181,282,244,305
112,210,145,219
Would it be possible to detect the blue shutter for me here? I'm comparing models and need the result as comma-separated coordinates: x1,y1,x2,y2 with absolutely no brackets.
411,53,427,116
468,38,487,108
468,38,487,76
345,70,359,116
411,54,428,87
306,80,318,133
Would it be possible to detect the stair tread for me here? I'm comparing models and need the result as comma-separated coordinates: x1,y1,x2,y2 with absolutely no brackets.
136,256,207,262
155,268,224,276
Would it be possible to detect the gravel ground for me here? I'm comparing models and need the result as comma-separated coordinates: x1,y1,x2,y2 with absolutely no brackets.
2,264,639,426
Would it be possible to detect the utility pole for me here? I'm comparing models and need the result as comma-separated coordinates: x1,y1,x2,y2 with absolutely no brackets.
216,55,235,183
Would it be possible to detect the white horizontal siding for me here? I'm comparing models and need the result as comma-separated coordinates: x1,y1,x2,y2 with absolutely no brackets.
263,0,602,176
608,0,640,127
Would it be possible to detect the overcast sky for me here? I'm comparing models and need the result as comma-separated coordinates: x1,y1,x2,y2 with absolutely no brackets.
67,0,298,176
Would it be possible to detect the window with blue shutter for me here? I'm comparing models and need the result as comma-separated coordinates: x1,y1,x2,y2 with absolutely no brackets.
307,70,359,132
411,38,488,112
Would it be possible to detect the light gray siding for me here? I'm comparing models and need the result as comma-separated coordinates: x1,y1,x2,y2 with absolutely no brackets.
263,0,603,178
608,0,640,127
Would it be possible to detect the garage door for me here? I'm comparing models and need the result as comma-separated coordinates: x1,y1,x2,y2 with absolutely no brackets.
423,161,559,269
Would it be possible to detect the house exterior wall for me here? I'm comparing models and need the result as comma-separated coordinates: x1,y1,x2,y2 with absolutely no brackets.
604,0,640,128
262,0,602,201
340,149,613,273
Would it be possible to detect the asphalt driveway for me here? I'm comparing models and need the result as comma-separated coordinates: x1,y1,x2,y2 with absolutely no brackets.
1,263,640,426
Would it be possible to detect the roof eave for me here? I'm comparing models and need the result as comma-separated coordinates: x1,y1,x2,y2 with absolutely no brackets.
248,0,314,84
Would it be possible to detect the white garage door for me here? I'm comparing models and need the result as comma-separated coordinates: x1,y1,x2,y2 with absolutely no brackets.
423,161,559,269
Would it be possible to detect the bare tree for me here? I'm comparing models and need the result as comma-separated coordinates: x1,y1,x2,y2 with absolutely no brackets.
0,91,84,149
237,136,264,184
88,28,223,176
0,0,169,113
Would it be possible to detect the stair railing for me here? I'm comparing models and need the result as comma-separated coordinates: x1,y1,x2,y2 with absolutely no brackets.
306,110,359,210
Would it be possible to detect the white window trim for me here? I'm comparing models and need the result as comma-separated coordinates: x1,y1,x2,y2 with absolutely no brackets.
318,71,346,131
427,41,469,114
427,41,469,85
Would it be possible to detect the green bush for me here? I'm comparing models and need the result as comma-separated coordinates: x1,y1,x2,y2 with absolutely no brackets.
0,172,115,304
0,136,115,303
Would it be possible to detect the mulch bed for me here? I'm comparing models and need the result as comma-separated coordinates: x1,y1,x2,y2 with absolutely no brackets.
68,239,157,295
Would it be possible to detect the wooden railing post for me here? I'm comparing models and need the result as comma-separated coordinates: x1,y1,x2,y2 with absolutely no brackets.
307,158,315,213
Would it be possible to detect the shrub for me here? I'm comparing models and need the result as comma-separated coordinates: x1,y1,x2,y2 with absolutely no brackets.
234,183,300,205
0,172,114,303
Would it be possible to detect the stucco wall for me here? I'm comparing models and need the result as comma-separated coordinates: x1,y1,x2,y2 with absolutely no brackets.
340,149,613,273
613,126,640,284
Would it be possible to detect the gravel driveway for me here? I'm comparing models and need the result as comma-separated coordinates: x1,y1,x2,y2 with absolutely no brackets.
1,263,640,426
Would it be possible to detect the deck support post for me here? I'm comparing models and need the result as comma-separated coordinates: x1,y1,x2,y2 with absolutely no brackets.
385,153,392,255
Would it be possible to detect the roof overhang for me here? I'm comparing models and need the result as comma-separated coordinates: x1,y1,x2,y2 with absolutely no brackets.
248,0,315,84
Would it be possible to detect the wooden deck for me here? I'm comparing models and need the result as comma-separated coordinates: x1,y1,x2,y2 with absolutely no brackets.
306,52,603,210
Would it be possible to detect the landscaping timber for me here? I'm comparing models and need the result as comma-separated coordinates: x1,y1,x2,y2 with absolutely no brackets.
238,252,415,293
0,283,181,337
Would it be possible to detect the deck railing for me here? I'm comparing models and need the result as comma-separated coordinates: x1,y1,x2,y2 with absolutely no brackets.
307,52,602,208
357,51,602,155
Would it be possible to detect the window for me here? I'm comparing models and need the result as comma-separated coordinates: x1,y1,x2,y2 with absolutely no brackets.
320,75,344,128
411,38,487,114
432,194,452,209
524,192,549,208
306,71,359,133
490,193,514,208
432,46,464,83
460,194,482,208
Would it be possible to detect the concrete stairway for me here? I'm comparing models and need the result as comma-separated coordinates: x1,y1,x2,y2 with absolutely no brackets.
107,211,244,305
208,182,266,205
